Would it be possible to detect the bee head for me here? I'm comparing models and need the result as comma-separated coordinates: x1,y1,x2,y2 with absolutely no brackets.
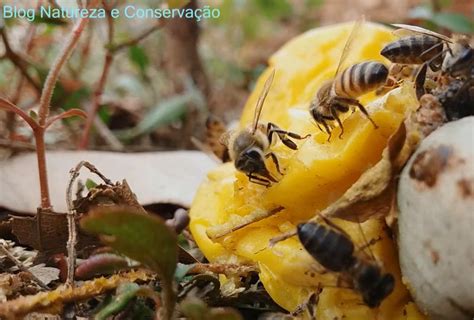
442,43,473,77
235,147,272,178
356,264,395,308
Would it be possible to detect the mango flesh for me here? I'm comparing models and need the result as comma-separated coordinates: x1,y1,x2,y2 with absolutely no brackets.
190,22,426,319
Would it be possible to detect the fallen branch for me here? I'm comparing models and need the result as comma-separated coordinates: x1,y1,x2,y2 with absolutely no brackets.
65,161,115,285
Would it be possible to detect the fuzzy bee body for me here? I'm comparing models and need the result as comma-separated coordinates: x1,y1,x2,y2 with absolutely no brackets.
442,37,473,78
334,61,389,98
310,61,386,140
309,18,383,140
383,24,473,99
297,222,355,272
224,70,310,187
381,35,444,65
297,222,395,308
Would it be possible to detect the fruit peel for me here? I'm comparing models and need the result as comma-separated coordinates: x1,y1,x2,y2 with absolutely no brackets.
190,22,426,319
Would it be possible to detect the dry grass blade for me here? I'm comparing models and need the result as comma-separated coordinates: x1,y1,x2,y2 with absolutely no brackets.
0,269,152,319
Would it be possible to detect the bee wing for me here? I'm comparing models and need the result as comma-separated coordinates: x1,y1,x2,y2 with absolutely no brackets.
392,23,453,43
252,69,276,134
334,16,365,78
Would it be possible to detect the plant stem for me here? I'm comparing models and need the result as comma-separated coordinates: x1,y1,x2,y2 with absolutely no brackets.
38,8,95,126
161,279,175,320
33,0,98,210
33,128,51,209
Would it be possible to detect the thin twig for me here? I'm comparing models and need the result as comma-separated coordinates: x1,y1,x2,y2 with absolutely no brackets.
269,230,298,248
0,29,42,93
38,0,98,126
0,138,36,151
0,243,49,290
78,3,115,149
65,160,113,285
65,162,82,286
111,21,165,53
92,115,125,150
188,263,258,276
206,206,284,240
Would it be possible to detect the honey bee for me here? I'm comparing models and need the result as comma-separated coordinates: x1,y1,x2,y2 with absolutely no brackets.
381,24,473,96
297,219,395,308
310,18,385,140
222,69,310,187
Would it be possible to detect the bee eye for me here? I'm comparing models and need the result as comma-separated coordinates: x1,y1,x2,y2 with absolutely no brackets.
245,149,261,160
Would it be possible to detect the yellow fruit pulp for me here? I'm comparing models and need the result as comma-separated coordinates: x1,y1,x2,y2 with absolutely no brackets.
190,21,426,319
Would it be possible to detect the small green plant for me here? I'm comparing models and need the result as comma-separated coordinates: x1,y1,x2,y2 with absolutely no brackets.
0,2,98,211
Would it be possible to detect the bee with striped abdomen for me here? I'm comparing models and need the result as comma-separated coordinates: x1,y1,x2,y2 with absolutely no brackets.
381,24,473,97
310,18,385,140
297,219,395,308
222,69,310,187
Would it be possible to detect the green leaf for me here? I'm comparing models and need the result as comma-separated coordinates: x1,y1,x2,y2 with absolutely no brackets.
94,283,140,320
63,87,90,110
29,110,38,121
129,46,149,73
254,0,292,19
85,178,98,190
119,93,194,139
98,106,111,125
305,0,324,7
80,207,178,282
431,12,474,34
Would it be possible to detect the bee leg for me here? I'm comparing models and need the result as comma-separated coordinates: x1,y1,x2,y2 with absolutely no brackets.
355,236,382,254
266,152,284,175
420,42,444,67
319,120,332,142
330,105,345,139
414,63,428,100
341,98,378,129
247,174,272,187
267,122,310,150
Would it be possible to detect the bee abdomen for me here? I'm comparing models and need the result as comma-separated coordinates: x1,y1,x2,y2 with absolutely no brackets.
297,222,355,272
381,35,443,64
335,61,388,98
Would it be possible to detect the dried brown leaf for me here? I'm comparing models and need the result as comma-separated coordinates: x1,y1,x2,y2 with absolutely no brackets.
320,122,408,222
27,265,59,286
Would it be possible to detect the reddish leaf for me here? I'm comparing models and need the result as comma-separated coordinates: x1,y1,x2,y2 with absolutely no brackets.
45,108,87,129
